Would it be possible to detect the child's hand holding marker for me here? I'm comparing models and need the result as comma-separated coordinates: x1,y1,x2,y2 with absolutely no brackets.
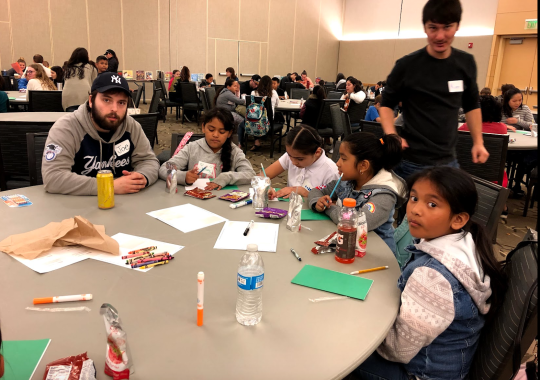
315,195,334,212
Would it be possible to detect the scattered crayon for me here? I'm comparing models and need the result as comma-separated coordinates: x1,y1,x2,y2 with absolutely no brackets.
127,246,157,255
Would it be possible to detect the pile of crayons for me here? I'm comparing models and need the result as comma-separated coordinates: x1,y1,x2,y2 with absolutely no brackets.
122,246,174,269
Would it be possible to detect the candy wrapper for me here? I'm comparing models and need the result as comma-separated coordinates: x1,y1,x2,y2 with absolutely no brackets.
184,188,216,200
101,303,134,379
286,190,302,232
165,162,178,194
43,352,96,380
311,231,337,255
251,176,270,210
255,207,288,219
1,194,32,207
219,190,249,202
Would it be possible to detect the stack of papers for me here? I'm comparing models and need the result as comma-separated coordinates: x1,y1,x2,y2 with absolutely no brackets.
6,233,183,274
147,203,227,233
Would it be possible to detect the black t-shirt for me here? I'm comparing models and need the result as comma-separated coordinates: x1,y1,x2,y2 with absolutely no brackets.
98,130,114,142
381,47,479,165
239,80,252,95
276,87,285,97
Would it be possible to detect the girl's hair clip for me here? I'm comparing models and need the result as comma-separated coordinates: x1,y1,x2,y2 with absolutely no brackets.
380,138,384,145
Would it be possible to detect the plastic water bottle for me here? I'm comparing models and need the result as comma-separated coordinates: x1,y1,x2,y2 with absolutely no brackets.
335,198,358,264
236,244,265,326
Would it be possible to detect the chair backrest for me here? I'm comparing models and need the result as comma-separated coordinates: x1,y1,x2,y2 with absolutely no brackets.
200,89,210,112
65,105,80,112
471,175,510,241
332,140,341,163
290,88,310,100
2,76,13,91
315,99,345,132
179,82,200,104
153,80,168,101
148,88,162,113
205,86,217,107
170,133,205,159
468,233,538,380
324,81,335,87
285,82,300,98
26,132,49,186
131,113,159,149
327,91,343,100
456,131,509,185
133,85,143,108
360,120,384,138
330,103,345,138
28,91,63,112
0,122,54,190
347,99,370,124
336,81,346,91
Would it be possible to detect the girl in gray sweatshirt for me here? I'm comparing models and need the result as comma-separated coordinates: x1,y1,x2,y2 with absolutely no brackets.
158,108,255,189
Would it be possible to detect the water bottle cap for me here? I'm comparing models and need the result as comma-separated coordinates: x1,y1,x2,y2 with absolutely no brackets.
343,198,356,207
247,244,258,252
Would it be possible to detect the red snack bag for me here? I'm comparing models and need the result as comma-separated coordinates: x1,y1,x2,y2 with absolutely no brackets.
184,188,216,200
101,303,134,379
42,352,96,380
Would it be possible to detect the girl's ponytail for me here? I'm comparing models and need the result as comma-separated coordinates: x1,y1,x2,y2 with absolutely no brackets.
468,220,507,323
380,134,403,171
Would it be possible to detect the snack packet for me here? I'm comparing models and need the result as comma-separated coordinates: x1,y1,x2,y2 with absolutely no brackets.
286,190,302,232
251,176,270,210
255,207,288,219
165,162,178,194
219,190,249,202
184,188,216,200
1,194,32,207
311,231,338,255
101,303,134,379
43,352,96,380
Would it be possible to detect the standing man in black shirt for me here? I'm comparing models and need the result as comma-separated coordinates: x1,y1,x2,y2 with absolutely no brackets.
380,0,489,182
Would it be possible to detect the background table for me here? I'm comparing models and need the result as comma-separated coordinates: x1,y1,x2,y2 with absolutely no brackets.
0,183,401,379
5,91,29,105
0,112,67,122
508,131,538,150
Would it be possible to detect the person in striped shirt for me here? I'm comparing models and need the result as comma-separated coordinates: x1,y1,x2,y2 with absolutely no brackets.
501,88,534,131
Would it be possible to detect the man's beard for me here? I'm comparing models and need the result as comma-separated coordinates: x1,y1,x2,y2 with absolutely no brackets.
91,104,126,132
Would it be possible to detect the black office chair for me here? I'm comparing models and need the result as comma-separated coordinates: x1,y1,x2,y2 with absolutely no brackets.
327,91,343,100
148,88,162,114
28,91,63,112
205,86,217,107
330,102,350,142
243,96,284,158
131,113,160,148
456,130,509,185
26,132,49,186
360,120,384,138
314,99,345,147
290,88,310,100
179,82,203,125
471,175,510,243
132,85,144,108
332,141,341,163
156,133,206,166
0,122,54,190
65,105,79,112
154,80,181,121
347,99,369,126
1,76,13,91
285,82,305,98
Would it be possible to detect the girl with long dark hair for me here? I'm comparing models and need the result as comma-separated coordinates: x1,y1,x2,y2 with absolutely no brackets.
62,47,97,110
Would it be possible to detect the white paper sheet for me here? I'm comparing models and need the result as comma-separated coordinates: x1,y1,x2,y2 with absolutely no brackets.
7,245,92,274
185,178,210,191
5,233,184,273
91,233,184,272
147,203,228,233
213,221,279,252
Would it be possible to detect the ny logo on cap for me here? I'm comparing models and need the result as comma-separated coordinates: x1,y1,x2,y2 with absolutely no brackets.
111,75,122,84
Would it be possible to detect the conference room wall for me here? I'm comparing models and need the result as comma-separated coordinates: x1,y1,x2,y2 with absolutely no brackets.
338,35,493,88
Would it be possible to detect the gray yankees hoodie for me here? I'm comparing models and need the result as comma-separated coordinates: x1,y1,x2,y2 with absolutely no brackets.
158,138,255,187
42,103,160,195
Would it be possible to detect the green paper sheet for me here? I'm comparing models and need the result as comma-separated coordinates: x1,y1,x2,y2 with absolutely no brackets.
291,264,373,300
8,97,16,100
301,209,331,220
514,130,529,135
209,178,239,190
1,339,51,380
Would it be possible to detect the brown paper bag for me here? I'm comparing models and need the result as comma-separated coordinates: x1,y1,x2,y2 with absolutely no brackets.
0,215,119,259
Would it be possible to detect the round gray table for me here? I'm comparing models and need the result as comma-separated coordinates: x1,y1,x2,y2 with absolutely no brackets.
508,131,538,150
5,91,29,105
0,183,401,379
0,112,68,122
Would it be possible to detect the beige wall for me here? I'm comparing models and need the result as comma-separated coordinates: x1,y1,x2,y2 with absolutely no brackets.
0,0,343,84
338,35,493,88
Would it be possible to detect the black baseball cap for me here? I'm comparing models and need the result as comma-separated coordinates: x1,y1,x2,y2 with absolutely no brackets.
104,49,116,56
251,75,261,82
91,72,130,96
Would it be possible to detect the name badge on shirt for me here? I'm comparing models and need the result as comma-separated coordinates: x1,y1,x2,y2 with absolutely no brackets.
448,80,464,93
115,140,131,157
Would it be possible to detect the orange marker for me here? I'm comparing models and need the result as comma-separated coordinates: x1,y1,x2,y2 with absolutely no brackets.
33,294,93,305
197,272,204,326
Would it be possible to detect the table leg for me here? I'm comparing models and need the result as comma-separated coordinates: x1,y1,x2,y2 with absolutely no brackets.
142,83,147,105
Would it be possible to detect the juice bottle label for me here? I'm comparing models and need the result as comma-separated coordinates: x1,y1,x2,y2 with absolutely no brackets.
336,226,356,261
355,214,368,257
237,273,264,290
